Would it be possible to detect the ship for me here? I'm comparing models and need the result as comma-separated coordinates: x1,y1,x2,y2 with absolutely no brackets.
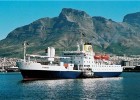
16,41,123,80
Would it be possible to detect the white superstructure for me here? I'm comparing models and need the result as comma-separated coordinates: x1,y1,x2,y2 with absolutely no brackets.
61,43,123,77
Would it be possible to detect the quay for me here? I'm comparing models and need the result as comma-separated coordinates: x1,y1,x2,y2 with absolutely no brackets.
0,57,19,72
110,55,140,72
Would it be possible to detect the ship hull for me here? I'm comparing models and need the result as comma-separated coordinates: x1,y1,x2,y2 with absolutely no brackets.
20,70,82,80
94,72,122,77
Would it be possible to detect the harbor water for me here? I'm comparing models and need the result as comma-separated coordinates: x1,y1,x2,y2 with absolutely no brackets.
0,72,140,100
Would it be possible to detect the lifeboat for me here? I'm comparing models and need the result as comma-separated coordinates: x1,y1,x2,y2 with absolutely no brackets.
101,54,109,60
94,55,101,59
64,63,68,68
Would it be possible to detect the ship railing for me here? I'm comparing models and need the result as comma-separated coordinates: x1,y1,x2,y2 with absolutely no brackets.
94,64,121,67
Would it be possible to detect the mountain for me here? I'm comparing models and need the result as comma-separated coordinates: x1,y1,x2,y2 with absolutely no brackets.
0,8,140,57
123,12,140,26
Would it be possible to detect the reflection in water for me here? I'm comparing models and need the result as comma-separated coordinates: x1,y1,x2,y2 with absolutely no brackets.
2,73,140,100
80,77,124,100
19,77,124,100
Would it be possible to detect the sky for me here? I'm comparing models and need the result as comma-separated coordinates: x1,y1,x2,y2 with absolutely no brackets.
0,1,140,40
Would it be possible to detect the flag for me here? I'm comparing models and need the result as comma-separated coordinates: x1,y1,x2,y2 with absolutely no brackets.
45,48,48,53
22,41,29,45
26,42,29,45
82,33,85,37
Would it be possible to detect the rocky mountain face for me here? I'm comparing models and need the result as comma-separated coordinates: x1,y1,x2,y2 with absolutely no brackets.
0,8,140,57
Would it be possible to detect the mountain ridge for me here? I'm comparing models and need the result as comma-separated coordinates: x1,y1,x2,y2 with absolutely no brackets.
0,8,140,57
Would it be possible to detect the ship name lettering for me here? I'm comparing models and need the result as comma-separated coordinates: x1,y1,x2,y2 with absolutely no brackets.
42,67,49,68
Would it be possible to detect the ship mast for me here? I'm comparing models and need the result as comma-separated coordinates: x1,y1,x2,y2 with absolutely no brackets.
80,32,84,51
77,42,80,51
23,41,27,62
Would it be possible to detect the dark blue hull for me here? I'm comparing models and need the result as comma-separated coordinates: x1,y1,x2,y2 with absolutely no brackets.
94,72,122,77
20,70,82,80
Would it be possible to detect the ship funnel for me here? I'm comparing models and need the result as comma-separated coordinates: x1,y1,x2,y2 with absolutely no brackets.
46,47,55,57
50,47,55,57
47,47,51,57
46,47,55,63
84,43,93,53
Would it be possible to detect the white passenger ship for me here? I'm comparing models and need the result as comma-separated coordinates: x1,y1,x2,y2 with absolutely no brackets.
16,41,123,80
